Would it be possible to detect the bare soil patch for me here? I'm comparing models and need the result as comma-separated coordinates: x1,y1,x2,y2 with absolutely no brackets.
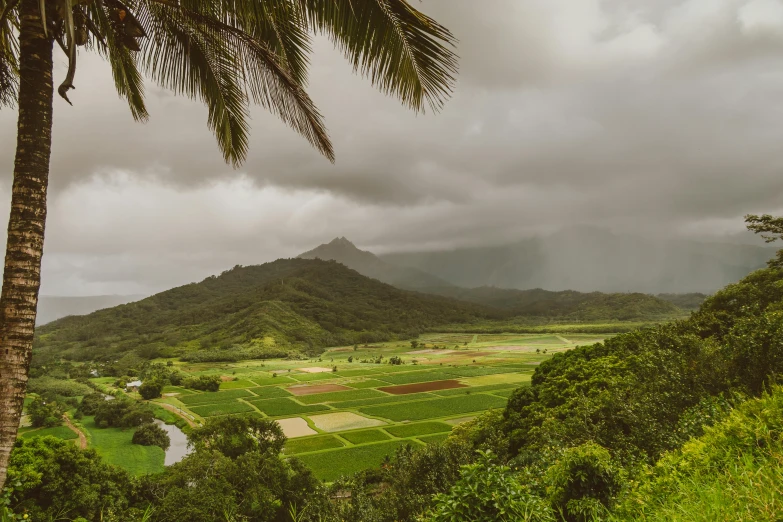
409,349,458,355
276,417,317,438
379,380,468,395
288,384,351,396
297,367,334,373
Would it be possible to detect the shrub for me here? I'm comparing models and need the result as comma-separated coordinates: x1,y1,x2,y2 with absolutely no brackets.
139,380,163,400
78,393,106,416
183,375,222,392
428,451,555,522
27,397,64,428
545,442,622,522
132,423,171,450
93,399,154,428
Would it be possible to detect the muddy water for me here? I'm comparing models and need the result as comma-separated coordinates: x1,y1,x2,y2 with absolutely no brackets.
154,419,191,466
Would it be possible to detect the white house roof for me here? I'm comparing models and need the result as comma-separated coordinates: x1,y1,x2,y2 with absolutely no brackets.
126,380,142,387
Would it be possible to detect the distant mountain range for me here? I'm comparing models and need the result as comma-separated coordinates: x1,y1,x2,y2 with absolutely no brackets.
297,237,682,319
380,227,775,294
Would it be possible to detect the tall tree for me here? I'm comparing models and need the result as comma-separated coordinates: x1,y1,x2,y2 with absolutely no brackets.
0,0,457,486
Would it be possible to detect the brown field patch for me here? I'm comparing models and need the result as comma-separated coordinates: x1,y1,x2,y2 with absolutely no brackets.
379,380,468,395
288,384,351,396
276,417,317,438
409,349,458,355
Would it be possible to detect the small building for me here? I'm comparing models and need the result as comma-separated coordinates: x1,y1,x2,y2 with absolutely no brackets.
126,380,142,392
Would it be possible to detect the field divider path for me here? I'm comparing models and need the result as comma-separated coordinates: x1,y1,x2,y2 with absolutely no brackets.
62,414,87,449
155,401,199,428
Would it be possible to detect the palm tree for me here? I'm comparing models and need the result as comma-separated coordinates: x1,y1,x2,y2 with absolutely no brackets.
0,0,456,486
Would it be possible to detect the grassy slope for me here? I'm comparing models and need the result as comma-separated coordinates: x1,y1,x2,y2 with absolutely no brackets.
613,386,783,521
82,417,164,476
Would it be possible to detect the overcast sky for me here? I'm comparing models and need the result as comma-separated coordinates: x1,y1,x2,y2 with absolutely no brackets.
2,0,783,296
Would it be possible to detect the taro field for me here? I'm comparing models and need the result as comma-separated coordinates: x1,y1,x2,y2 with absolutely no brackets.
153,332,610,481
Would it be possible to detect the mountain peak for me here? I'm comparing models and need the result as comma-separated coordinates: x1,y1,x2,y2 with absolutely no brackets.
328,236,357,248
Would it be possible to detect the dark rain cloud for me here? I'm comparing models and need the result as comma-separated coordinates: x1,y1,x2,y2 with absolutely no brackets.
1,0,783,294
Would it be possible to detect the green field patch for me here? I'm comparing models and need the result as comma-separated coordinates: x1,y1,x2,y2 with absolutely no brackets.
284,435,344,455
247,398,330,417
458,374,531,387
491,389,518,398
444,367,519,378
345,379,390,389
380,371,459,385
189,401,255,417
330,392,437,409
385,421,452,438
433,383,518,397
247,386,293,399
296,389,386,405
20,425,78,440
311,412,386,432
219,379,256,389
417,433,450,444
250,375,297,386
162,386,195,395
290,373,340,382
359,394,507,422
82,417,164,476
339,429,391,444
329,369,380,377
295,440,413,482
179,389,254,406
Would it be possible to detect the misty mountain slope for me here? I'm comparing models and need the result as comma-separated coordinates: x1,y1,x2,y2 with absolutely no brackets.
36,295,146,325
298,237,453,290
297,236,681,320
381,227,775,293
421,286,681,321
34,259,498,362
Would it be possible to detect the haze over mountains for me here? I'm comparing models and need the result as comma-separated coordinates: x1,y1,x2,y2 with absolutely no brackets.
34,228,773,326
381,227,774,294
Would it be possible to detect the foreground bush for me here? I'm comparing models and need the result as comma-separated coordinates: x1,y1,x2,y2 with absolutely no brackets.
426,451,555,522
7,437,135,521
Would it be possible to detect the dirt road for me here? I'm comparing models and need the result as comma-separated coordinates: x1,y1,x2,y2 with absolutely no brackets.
62,415,87,449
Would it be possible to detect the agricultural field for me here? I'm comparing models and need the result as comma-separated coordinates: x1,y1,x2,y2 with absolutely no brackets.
20,332,610,480
140,332,610,481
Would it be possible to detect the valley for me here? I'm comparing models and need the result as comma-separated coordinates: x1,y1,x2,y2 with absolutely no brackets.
22,331,611,481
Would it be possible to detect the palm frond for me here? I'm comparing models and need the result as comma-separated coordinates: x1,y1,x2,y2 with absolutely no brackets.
296,0,458,112
135,0,333,163
135,0,252,164
0,0,19,107
87,0,148,120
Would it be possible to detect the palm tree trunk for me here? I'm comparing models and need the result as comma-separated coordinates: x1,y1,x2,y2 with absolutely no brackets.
0,0,54,489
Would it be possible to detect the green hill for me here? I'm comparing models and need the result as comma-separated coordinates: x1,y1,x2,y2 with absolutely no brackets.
33,259,499,363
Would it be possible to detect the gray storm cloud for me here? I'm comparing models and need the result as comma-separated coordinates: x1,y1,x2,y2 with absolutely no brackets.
1,0,783,295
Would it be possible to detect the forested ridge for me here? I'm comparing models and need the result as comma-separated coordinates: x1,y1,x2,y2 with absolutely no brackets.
33,259,500,363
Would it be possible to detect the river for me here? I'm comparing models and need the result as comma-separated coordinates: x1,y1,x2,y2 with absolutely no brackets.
153,419,191,466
